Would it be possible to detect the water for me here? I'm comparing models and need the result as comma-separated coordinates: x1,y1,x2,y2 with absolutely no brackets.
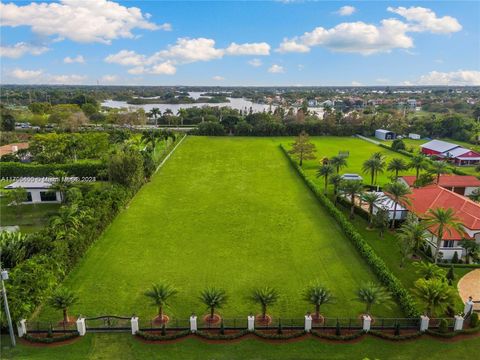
101,92,273,114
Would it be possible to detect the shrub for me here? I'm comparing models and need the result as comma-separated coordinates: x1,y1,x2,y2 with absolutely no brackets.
438,319,449,333
391,139,406,151
451,252,459,264
136,330,190,341
394,322,401,336
336,321,341,336
195,122,226,136
470,313,479,328
0,161,106,179
23,332,79,344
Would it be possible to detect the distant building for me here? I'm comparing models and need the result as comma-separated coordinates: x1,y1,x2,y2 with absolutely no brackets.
420,140,480,166
407,99,417,109
375,129,395,140
341,174,363,181
4,178,61,204
307,99,318,107
408,133,421,140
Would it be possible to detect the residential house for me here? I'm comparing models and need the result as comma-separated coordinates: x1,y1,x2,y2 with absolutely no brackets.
4,178,61,204
420,139,480,166
399,175,480,197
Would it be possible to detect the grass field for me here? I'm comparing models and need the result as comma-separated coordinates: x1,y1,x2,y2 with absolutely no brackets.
37,136,401,322
3,333,479,360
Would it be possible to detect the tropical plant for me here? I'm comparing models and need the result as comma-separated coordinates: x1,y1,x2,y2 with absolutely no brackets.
397,231,414,268
387,158,408,180
468,187,480,202
288,131,316,166
373,208,390,238
413,261,446,280
141,130,159,151
0,231,29,268
199,287,228,320
329,155,348,173
425,208,464,263
409,154,429,181
48,287,78,324
354,282,392,315
49,203,90,236
250,287,280,320
340,180,364,219
50,170,71,203
383,182,411,228
459,239,480,264
361,192,386,228
429,161,451,184
362,156,385,185
302,282,334,319
329,174,343,205
397,218,428,254
148,107,161,126
144,283,178,321
413,278,455,317
317,164,335,194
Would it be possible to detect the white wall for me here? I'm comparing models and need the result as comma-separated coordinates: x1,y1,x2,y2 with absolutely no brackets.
25,189,61,204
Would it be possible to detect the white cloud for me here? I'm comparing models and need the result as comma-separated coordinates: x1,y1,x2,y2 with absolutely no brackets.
153,38,224,63
212,75,225,81
0,42,49,58
64,55,85,64
337,6,356,16
225,42,270,56
351,81,362,86
127,66,145,75
10,68,43,80
277,6,461,55
248,58,263,67
0,0,165,44
101,74,118,82
415,70,480,86
105,50,146,66
268,64,285,73
150,61,176,75
388,6,462,34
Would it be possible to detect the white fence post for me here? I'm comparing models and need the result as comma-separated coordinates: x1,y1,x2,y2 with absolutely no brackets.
76,317,86,336
420,315,429,332
131,316,139,335
190,315,197,333
362,315,372,332
17,319,26,337
304,314,312,332
247,315,255,332
454,315,464,331
464,297,474,317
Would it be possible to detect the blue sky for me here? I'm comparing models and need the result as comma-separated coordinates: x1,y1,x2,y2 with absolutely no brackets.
1,0,479,86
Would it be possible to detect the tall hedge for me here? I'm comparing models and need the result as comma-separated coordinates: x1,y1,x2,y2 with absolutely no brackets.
0,161,106,179
280,144,420,318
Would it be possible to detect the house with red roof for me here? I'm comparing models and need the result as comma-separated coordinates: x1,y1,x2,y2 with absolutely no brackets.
420,140,480,166
399,175,480,197
399,185,480,261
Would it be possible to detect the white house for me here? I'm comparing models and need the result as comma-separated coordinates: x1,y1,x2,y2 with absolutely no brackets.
375,129,395,140
370,192,408,220
4,178,61,204
408,133,421,140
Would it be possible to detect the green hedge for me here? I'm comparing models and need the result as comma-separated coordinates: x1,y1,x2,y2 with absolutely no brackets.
310,330,365,340
196,330,249,340
136,330,190,341
23,332,79,343
437,263,480,269
253,330,306,340
369,330,423,341
280,144,420,318
0,161,106,179
426,325,480,338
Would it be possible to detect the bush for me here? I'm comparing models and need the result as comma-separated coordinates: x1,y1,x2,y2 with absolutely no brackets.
23,332,79,343
438,319,449,333
253,330,306,340
451,252,459,264
391,139,406,151
196,330,249,340
195,122,226,136
470,313,479,327
136,330,190,341
0,161,106,179
369,330,422,341
311,330,365,341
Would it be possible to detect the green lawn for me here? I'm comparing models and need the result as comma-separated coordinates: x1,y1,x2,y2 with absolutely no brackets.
37,136,401,322
2,333,479,360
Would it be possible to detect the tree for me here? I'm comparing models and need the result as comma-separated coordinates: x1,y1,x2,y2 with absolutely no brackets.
383,182,411,229
397,216,428,253
459,239,479,264
329,174,343,205
302,282,333,319
413,261,446,280
6,188,28,218
414,278,454,317
108,147,145,191
144,283,178,321
49,203,90,236
354,282,392,315
50,170,70,203
340,180,364,219
409,154,429,181
387,158,408,180
48,287,78,324
148,108,161,126
250,287,279,320
317,164,335,194
329,155,348,173
374,208,390,238
288,131,316,166
396,229,415,268
0,231,29,268
391,139,406,151
361,192,385,228
362,156,385,185
425,208,464,263
199,287,227,320
429,161,450,184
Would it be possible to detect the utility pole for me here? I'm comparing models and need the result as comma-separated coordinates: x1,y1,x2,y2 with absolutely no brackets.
1,269,16,347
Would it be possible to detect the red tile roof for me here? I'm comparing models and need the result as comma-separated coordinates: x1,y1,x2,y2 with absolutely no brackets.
401,175,480,188
402,185,480,240
0,142,29,156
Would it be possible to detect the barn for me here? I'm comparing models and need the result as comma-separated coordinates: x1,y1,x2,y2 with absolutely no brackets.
375,129,395,140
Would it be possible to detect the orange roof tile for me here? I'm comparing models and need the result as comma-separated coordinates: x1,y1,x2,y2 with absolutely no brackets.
401,175,480,188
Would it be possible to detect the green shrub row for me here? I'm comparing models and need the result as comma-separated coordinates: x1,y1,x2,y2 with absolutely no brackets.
0,160,106,179
437,263,480,268
135,330,191,341
426,325,480,338
280,144,421,318
310,330,365,341
368,330,423,341
253,330,306,340
195,330,249,340
23,332,79,343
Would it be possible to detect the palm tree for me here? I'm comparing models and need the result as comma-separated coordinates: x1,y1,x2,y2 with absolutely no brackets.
148,108,161,126
329,155,348,173
354,282,392,315
316,164,335,194
361,192,386,228
413,261,446,280
362,157,385,185
144,283,178,322
250,287,279,320
141,130,158,151
414,278,454,317
397,218,428,253
49,203,85,234
429,161,450,184
398,233,414,268
387,158,408,180
199,287,227,320
340,180,364,219
302,282,333,320
48,287,78,324
425,208,465,263
459,239,480,264
50,170,70,203
329,174,343,205
409,154,428,182
384,182,411,229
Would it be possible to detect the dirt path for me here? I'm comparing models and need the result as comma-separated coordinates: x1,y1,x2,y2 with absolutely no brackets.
457,269,480,305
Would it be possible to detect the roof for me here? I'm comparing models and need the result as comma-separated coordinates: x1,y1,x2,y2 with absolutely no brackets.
371,192,407,212
420,139,459,153
403,185,480,240
5,178,54,190
0,143,29,157
341,173,363,181
375,129,394,134
400,175,480,188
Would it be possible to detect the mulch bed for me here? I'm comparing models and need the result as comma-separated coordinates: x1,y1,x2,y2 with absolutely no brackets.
152,315,170,325
20,333,80,348
203,314,222,324
255,314,272,326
